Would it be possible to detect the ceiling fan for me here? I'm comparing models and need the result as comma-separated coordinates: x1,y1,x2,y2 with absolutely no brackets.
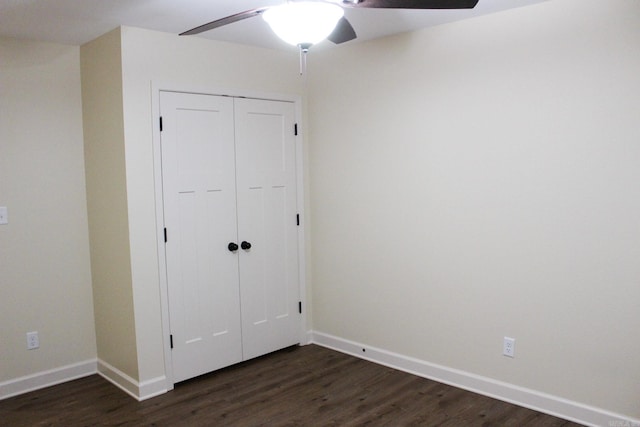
181,0,480,48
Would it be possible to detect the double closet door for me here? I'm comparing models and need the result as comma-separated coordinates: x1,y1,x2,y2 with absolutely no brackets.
160,91,300,383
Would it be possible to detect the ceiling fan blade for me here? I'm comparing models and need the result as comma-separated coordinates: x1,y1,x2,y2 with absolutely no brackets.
180,7,269,36
328,17,357,44
343,0,479,9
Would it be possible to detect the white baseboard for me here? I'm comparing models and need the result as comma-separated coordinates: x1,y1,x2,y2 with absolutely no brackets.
310,331,639,427
0,359,97,400
302,329,314,345
97,359,167,401
139,375,169,400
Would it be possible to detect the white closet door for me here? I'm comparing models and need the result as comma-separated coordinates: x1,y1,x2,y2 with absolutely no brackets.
234,98,300,360
160,91,242,383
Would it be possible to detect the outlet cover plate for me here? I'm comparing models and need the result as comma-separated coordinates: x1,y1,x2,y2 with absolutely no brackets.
503,336,515,358
27,331,39,350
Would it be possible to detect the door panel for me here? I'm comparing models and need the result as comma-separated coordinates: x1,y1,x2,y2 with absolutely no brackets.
160,92,301,383
160,91,242,383
234,98,300,360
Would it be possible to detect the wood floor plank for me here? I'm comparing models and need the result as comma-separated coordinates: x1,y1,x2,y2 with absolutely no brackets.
0,345,584,426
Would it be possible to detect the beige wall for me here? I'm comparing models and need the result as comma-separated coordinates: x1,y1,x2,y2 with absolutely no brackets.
308,0,640,420
80,29,139,380
0,38,96,383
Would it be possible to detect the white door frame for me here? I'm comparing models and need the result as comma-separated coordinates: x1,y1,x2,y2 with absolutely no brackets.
151,83,308,391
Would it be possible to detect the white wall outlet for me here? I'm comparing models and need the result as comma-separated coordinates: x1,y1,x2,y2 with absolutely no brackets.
27,331,39,350
0,206,7,225
503,336,515,358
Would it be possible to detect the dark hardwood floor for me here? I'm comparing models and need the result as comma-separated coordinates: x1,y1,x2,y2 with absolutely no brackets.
0,344,583,426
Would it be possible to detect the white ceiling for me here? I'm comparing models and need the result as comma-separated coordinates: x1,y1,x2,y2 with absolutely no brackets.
0,0,548,50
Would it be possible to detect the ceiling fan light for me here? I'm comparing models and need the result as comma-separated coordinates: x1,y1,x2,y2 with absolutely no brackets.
263,2,344,46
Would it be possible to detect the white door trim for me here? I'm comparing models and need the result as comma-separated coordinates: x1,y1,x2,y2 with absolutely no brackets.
151,83,307,391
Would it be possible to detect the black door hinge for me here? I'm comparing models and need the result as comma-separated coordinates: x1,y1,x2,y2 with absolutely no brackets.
164,228,167,243
294,123,298,136
299,301,302,314
159,116,163,132
170,334,173,349
296,214,300,226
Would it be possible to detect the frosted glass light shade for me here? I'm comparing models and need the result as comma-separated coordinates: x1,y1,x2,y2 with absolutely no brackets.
263,2,344,46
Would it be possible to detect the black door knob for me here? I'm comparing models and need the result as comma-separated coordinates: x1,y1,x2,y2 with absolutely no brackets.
228,242,239,252
241,241,252,250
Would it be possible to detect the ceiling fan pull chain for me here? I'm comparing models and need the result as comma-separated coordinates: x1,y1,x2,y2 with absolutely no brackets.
298,43,311,76
299,46,306,76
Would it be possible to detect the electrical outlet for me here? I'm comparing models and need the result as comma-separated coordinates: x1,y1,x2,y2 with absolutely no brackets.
503,336,515,358
27,331,39,350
